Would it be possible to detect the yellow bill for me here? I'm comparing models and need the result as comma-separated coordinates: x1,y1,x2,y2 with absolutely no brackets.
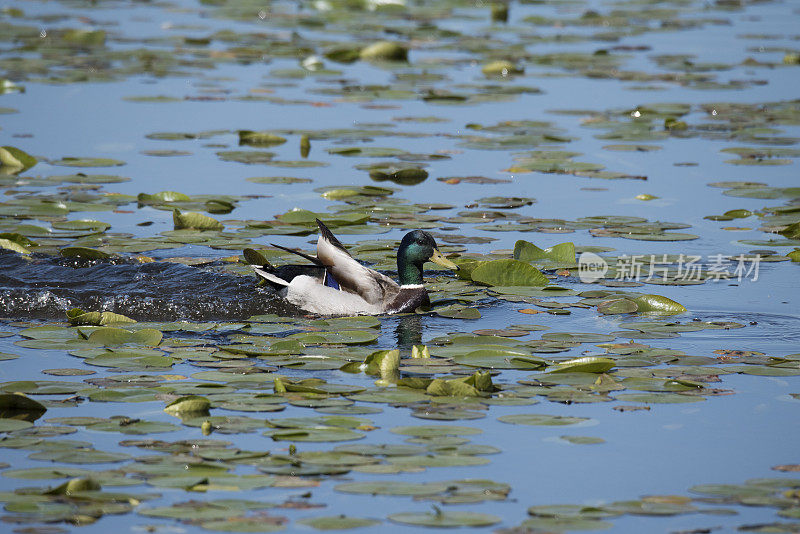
429,248,459,270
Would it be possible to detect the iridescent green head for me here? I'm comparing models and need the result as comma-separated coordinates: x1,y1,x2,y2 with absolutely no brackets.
397,230,458,286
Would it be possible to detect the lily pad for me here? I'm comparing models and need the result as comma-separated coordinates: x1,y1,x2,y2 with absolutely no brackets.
359,41,408,62
296,516,380,530
51,157,125,167
471,259,549,286
388,510,500,528
0,146,37,171
173,209,224,231
164,396,211,415
498,414,590,426
549,357,615,374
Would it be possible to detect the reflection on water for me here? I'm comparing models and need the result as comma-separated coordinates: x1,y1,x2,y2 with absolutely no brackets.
394,313,423,348
0,252,295,320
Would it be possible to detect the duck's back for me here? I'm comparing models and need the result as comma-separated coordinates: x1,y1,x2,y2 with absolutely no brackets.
284,275,384,315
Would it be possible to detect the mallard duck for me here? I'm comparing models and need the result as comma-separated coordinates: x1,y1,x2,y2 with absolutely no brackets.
244,219,458,315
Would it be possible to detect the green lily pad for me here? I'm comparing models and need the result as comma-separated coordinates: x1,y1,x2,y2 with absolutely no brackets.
51,157,125,167
482,60,523,77
238,131,287,147
388,510,500,528
173,209,224,231
296,516,381,530
263,427,364,442
60,247,112,260
522,516,614,531
217,150,275,164
514,240,576,264
549,357,616,374
453,349,547,370
598,298,639,315
560,435,606,445
615,392,704,403
390,425,482,437
471,259,549,286
85,327,162,347
247,176,312,185
164,395,211,415
0,393,47,420
498,414,590,426
198,516,286,531
0,146,37,171
67,309,135,326
0,418,34,432
631,295,688,314
0,238,30,254
359,41,408,62
335,481,450,496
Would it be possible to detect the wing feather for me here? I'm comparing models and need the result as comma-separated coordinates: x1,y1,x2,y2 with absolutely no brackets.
252,266,289,287
315,219,398,304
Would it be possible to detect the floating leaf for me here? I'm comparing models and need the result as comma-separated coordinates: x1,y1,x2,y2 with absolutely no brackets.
359,41,408,61
173,209,224,231
336,481,450,496
164,395,211,416
217,150,275,165
453,349,547,370
631,294,687,314
390,425,482,437
0,238,31,255
85,327,163,347
51,156,125,167
238,131,287,147
0,393,47,420
597,298,639,315
296,516,381,530
369,167,428,185
67,308,135,326
470,259,549,286
498,414,590,426
138,191,191,203
60,247,111,260
388,510,500,528
482,60,523,77
0,146,37,171
549,357,615,374
44,477,101,495
560,435,605,445
514,240,576,265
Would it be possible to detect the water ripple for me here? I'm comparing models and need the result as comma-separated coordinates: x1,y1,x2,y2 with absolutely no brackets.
0,252,296,321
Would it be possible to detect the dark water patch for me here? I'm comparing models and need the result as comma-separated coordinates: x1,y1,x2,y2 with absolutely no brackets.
0,252,294,321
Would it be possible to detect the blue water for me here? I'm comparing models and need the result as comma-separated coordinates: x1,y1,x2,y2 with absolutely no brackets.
1,0,799,532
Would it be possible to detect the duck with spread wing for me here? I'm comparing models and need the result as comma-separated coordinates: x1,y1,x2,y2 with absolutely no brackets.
244,219,458,315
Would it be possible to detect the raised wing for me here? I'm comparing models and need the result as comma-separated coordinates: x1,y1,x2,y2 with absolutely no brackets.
315,219,399,304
